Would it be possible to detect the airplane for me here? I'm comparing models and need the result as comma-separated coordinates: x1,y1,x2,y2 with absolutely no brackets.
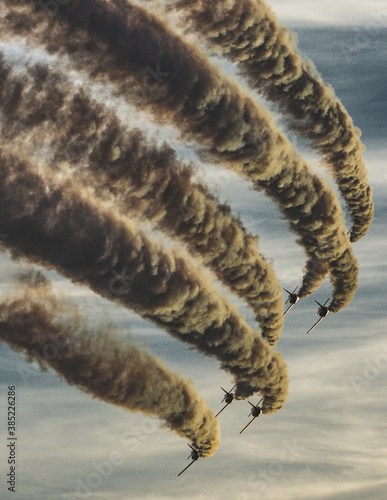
283,286,300,316
215,385,236,417
178,443,201,476
306,298,330,334
239,398,263,434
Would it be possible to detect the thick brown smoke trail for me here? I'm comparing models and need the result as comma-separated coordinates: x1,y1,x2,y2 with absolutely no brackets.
167,0,374,243
0,148,288,409
0,56,284,345
0,0,358,311
0,271,220,457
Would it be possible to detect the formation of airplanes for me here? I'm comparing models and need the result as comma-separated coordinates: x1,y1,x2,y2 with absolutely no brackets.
179,286,332,475
179,388,264,475
283,286,331,334
214,387,263,434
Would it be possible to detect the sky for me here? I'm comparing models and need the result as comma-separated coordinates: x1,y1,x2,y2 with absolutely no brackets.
0,1,386,499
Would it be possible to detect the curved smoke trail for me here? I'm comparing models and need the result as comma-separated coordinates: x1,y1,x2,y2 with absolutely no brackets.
0,148,289,409
167,0,374,243
0,271,220,457
0,0,358,311
0,55,284,344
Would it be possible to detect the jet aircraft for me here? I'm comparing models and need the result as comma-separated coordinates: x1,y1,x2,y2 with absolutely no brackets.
239,398,263,434
283,286,300,316
215,385,236,417
178,443,201,476
306,298,330,334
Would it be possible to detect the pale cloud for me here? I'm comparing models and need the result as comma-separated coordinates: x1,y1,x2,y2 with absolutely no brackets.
267,0,387,27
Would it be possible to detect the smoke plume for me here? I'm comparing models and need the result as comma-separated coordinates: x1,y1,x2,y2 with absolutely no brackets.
0,0,358,311
167,0,374,242
0,271,220,457
0,148,289,410
0,55,284,344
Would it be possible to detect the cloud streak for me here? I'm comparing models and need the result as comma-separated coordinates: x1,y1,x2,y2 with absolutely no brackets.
0,148,289,410
1,0,359,312
0,54,284,345
168,0,374,242
0,271,220,457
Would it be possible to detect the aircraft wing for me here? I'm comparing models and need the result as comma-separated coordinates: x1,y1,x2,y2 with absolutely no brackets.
178,460,196,477
306,316,324,335
215,403,229,417
247,398,262,408
221,385,236,394
239,416,257,434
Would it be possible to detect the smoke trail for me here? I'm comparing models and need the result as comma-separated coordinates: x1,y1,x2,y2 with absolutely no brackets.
0,56,284,345
0,271,220,457
166,0,374,242
1,0,358,311
0,148,288,409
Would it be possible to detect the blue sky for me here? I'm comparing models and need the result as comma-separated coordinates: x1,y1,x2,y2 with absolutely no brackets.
0,2,386,499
